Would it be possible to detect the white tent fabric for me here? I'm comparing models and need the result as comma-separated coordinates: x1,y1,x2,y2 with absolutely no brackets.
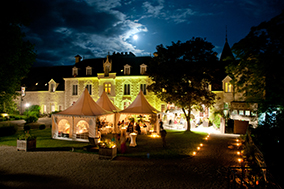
120,91,159,114
57,88,111,116
52,88,113,142
96,91,121,112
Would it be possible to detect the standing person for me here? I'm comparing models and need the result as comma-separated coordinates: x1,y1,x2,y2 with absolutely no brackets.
159,119,164,130
160,129,167,147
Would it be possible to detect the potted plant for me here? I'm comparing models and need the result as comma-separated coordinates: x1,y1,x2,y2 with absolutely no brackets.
17,131,37,151
98,139,117,160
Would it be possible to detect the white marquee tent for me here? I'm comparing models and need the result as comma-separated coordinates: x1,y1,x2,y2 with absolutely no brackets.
119,91,160,133
51,88,114,141
96,91,121,112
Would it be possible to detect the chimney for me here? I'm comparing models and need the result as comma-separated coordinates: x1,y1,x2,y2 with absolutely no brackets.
75,55,82,63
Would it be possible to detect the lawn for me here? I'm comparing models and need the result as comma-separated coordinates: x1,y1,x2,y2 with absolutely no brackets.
0,127,207,159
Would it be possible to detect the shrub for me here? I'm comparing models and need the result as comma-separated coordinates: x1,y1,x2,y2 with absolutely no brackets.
25,115,38,124
0,124,18,136
24,125,31,131
39,124,46,130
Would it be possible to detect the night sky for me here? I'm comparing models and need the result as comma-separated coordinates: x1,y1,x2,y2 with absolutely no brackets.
22,0,284,67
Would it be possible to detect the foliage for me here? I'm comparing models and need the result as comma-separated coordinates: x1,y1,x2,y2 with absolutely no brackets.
39,124,46,130
0,0,36,113
24,105,40,117
18,131,36,140
0,124,18,137
228,11,284,110
24,125,31,131
147,37,220,130
24,115,38,124
98,139,116,149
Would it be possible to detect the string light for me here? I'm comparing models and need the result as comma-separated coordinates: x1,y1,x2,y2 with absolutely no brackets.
193,151,196,156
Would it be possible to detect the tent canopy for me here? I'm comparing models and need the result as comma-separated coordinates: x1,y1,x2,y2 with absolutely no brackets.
96,91,121,112
120,91,159,114
56,88,111,116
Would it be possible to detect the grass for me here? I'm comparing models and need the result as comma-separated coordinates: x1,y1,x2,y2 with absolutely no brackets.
0,127,207,159
117,130,207,159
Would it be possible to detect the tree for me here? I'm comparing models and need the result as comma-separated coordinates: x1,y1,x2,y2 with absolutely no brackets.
0,0,36,113
227,11,284,111
147,37,219,131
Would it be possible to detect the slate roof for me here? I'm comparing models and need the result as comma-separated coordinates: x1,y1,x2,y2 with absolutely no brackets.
72,53,151,77
22,66,72,91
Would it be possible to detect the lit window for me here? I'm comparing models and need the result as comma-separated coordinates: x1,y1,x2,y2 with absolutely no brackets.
72,85,78,95
73,67,78,76
124,64,131,75
245,110,250,116
239,110,244,115
124,84,130,95
140,64,147,75
232,110,238,115
86,66,92,75
86,84,92,95
140,84,147,95
225,82,232,92
104,83,111,94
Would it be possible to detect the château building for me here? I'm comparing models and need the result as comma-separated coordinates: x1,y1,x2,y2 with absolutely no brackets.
19,40,257,130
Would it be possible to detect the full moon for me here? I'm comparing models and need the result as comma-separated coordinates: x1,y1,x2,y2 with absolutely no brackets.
133,35,138,40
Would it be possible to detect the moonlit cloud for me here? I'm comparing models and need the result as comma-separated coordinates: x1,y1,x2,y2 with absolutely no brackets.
20,0,283,67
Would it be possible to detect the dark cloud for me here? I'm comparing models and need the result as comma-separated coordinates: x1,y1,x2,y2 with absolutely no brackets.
19,0,283,67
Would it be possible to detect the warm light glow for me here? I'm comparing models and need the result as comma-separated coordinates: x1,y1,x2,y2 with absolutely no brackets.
150,133,160,138
197,147,200,150
237,151,241,155
200,143,203,147
236,139,239,142
193,151,196,156
25,103,30,107
238,158,243,163
205,137,208,140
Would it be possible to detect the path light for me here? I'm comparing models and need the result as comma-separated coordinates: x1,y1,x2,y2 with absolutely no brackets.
238,158,243,163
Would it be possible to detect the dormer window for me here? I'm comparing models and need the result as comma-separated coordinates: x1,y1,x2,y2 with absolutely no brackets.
140,64,147,75
73,66,78,76
48,79,57,92
86,66,92,75
103,55,112,77
124,64,131,75
225,82,232,92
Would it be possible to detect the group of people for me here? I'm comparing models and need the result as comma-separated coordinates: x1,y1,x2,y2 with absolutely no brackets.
118,120,148,135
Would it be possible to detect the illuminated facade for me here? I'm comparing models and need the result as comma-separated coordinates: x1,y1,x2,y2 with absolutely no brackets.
20,52,165,115
19,48,257,128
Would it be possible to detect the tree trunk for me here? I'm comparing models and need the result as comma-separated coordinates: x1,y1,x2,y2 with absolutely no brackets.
182,108,191,131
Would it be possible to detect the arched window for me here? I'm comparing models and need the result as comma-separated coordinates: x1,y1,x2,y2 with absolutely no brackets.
58,119,71,137
75,120,89,139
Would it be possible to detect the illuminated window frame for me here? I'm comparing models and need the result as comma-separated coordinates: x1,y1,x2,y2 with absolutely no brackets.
104,83,111,94
140,84,147,95
73,67,78,76
124,84,130,95
140,64,147,75
124,64,131,75
72,85,78,95
86,84,92,95
86,66,92,76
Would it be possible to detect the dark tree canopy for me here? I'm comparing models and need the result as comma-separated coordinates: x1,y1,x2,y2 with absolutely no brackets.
228,10,284,111
147,37,219,131
0,0,36,112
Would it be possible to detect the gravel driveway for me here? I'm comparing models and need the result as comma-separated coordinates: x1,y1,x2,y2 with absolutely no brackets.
0,133,239,189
